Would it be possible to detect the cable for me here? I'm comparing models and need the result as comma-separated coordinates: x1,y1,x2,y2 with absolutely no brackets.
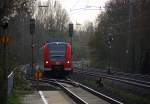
70,0,139,12
72,0,80,10
70,0,106,12
84,0,89,11
70,6,105,12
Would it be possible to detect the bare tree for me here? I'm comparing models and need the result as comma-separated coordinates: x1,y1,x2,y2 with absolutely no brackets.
89,0,150,74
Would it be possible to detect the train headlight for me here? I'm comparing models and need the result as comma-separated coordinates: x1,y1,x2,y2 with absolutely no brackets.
67,61,70,64
46,61,49,64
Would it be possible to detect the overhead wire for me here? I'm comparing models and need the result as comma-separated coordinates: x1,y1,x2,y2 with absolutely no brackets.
70,0,139,12
70,0,105,12
84,0,89,11
72,0,81,10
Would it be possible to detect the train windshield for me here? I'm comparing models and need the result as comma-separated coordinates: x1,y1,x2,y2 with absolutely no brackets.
48,43,66,61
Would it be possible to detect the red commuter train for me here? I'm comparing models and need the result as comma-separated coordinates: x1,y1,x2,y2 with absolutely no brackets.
39,42,73,77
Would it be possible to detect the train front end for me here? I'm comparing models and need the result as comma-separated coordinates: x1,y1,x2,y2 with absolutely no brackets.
44,42,73,77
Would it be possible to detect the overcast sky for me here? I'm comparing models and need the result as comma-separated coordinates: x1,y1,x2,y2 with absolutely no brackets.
40,0,109,24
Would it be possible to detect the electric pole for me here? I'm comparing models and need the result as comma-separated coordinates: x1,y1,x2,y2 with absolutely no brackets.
126,0,134,72
0,0,9,104
30,18,35,77
69,23,74,62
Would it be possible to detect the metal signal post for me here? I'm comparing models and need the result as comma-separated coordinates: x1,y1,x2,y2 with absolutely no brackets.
69,23,74,59
69,23,73,38
107,32,114,74
0,1,10,104
30,18,35,77
69,23,73,46
0,15,9,104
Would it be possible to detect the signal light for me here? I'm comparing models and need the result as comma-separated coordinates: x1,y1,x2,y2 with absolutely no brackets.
69,23,73,37
30,18,35,34
67,61,70,64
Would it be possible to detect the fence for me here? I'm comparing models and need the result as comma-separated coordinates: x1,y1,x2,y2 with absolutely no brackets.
7,71,14,96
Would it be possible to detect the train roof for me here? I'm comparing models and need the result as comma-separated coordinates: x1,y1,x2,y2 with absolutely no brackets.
47,38,67,43
47,42,68,45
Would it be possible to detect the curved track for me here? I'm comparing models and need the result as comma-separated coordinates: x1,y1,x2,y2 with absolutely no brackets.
74,67,150,89
29,78,123,104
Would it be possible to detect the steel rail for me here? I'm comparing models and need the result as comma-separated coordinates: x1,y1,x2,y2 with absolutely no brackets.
29,78,123,104
111,70,150,78
29,78,88,104
74,70,150,89
48,79,123,104
74,67,150,85
67,79,123,104
74,66,150,79
56,81,88,104
43,78,123,104
77,69,150,85
103,73,150,85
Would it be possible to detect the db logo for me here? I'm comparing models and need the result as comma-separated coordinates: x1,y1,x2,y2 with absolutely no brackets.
56,62,60,65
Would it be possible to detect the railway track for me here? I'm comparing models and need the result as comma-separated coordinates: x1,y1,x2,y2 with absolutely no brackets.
110,71,150,81
73,64,150,81
29,78,123,104
74,67,150,89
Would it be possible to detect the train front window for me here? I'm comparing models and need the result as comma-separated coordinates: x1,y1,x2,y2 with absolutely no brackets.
48,43,66,61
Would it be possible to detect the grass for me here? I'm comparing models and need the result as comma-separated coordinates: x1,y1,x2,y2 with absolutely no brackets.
8,68,33,104
8,89,21,104
110,87,150,104
70,73,150,104
8,83,33,104
8,88,32,104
